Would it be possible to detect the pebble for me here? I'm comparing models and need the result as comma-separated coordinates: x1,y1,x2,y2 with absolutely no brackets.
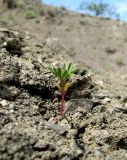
32,105,39,109
0,100,8,107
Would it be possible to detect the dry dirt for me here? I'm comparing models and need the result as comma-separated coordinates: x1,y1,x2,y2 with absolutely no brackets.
0,1,127,160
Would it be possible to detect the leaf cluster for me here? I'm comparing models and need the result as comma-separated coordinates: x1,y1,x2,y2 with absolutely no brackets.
80,0,120,19
49,63,76,80
87,2,108,16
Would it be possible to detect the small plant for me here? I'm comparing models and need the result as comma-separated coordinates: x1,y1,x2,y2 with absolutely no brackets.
25,10,36,19
116,59,125,67
49,63,76,116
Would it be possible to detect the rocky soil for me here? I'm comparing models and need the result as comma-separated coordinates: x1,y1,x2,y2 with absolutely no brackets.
0,1,127,160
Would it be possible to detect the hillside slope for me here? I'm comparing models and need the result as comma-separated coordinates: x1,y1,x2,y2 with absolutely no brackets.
1,1,127,95
0,1,127,159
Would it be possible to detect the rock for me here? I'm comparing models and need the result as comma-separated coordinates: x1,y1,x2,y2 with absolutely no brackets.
67,74,94,99
65,98,93,114
0,100,8,107
3,38,22,55
34,139,49,151
0,28,24,56
43,121,67,135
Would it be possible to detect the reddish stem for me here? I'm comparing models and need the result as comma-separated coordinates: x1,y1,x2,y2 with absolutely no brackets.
59,91,65,116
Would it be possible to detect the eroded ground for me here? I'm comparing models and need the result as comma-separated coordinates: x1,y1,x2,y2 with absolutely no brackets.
0,28,127,160
0,1,127,159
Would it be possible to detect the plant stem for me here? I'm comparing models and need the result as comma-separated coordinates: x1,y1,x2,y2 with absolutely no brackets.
60,90,65,116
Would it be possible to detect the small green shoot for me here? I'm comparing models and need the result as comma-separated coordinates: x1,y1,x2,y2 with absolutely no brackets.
49,63,76,116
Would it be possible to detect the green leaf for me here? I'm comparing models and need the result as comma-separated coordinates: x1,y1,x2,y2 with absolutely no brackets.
57,67,62,79
67,63,72,72
49,63,76,80
61,70,68,80
54,67,59,77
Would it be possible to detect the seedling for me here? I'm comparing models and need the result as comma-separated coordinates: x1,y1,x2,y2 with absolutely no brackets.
49,63,76,116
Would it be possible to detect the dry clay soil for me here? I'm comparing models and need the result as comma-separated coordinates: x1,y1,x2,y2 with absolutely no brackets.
0,2,127,160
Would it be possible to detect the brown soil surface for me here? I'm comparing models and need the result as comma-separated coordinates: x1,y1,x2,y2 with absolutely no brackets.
0,1,127,159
